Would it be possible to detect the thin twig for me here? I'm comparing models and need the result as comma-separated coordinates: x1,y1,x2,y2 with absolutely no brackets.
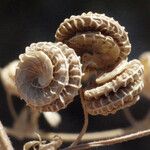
6,93,18,120
0,121,14,150
70,89,89,147
62,129,150,150
123,108,137,126
4,110,150,150
0,69,18,121
30,110,40,131
5,108,150,143
5,127,126,142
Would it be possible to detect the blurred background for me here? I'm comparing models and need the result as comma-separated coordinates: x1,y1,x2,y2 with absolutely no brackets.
0,0,150,149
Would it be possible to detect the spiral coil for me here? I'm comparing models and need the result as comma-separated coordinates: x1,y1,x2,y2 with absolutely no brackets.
55,12,131,70
55,12,144,115
15,42,82,112
84,59,144,115
14,12,144,115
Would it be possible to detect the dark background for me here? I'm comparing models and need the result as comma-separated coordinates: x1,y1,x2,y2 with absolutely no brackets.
0,0,150,149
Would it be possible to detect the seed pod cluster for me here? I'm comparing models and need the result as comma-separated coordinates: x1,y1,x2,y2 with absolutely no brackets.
55,12,144,115
139,52,150,99
14,12,144,115
15,42,82,112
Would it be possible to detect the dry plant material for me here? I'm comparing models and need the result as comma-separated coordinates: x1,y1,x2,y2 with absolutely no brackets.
1,12,149,150
0,60,20,120
139,52,150,99
0,60,62,128
12,107,40,136
55,12,144,116
55,12,131,70
84,59,144,115
23,134,62,150
1,60,19,96
0,121,14,150
15,42,82,112
62,129,150,150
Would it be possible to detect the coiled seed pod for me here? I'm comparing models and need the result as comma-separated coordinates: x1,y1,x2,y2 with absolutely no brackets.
15,42,82,112
55,12,144,116
1,60,19,96
84,59,144,116
139,52,150,99
55,12,131,70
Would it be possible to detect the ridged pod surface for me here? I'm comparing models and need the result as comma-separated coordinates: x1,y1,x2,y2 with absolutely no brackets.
139,52,150,99
55,12,144,116
15,42,82,112
84,60,144,115
1,60,19,96
55,12,131,70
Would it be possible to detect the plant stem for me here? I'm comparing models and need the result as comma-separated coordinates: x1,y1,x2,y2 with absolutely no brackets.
0,121,14,150
123,108,137,126
62,129,150,150
5,127,125,141
69,89,89,147
6,94,18,120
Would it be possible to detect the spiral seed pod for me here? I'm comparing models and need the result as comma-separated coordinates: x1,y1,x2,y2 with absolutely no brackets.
1,60,19,96
55,12,144,115
84,59,144,116
15,42,82,112
55,12,131,70
139,52,150,99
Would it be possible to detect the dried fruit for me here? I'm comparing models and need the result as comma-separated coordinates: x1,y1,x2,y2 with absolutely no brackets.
14,12,144,116
15,42,82,112
55,12,144,115
55,12,131,70
84,60,144,115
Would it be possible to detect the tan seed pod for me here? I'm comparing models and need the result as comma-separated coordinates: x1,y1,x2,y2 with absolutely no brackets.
83,59,144,116
55,12,131,70
1,60,19,96
139,52,150,99
15,42,82,112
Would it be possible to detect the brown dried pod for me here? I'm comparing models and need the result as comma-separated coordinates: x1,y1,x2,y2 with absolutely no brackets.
1,60,19,96
139,52,150,99
55,12,144,116
84,59,144,116
55,12,131,70
15,42,82,112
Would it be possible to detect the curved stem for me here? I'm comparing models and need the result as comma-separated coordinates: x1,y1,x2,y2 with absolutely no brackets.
62,129,150,150
5,109,150,142
69,89,89,147
5,127,126,141
0,69,18,121
30,110,40,131
6,94,18,121
123,108,137,126
0,121,14,150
